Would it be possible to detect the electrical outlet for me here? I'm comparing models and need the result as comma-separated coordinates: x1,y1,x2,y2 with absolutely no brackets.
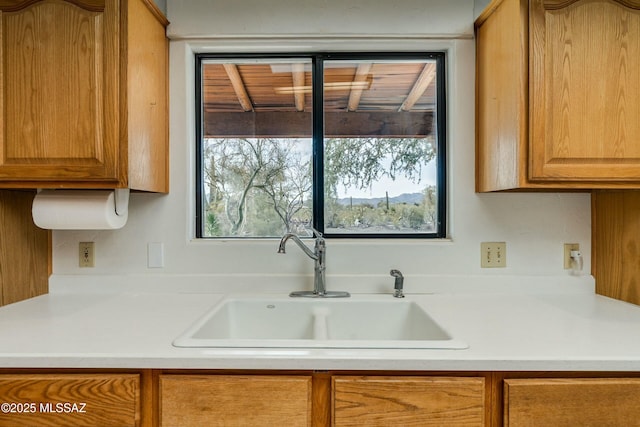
564,243,580,269
79,242,95,268
481,242,506,268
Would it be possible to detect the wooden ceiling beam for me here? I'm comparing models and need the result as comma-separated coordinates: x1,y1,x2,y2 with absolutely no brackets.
399,63,436,112
347,63,372,112
291,63,306,112
223,64,253,112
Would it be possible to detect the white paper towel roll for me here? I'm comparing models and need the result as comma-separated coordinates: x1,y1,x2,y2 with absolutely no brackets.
32,190,128,230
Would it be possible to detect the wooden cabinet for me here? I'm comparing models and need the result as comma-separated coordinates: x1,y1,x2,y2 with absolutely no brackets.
504,378,640,426
2,370,640,426
0,0,168,192
592,191,640,306
332,376,486,426
0,373,140,426
157,373,486,427
0,190,49,306
158,374,313,427
476,0,640,191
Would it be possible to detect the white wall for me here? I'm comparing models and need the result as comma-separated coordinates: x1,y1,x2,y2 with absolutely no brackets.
153,0,166,15
51,0,591,289
166,0,474,38
474,0,491,19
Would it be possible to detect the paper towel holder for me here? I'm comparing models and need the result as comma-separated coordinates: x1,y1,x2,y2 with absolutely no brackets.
32,188,130,230
34,188,130,216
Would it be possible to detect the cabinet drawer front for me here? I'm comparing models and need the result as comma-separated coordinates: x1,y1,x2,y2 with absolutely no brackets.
0,374,140,427
159,374,312,427
333,376,485,426
504,378,640,426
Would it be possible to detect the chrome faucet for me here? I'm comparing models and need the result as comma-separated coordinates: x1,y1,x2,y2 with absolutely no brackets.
390,269,404,298
278,229,350,298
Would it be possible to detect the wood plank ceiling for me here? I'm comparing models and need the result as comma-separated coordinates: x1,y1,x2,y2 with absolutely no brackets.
202,61,436,138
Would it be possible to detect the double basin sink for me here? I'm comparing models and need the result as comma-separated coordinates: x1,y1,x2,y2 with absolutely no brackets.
173,295,467,349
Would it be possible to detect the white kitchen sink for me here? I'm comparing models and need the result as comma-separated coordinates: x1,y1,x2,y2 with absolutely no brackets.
173,295,467,349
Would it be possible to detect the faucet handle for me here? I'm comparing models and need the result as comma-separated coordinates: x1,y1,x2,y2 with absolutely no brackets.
310,227,323,239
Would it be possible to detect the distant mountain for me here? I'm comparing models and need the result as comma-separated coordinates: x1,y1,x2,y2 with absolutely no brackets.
336,192,423,206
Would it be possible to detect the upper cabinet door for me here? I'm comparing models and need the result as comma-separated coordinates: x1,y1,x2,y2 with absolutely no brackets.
530,0,640,181
0,0,119,184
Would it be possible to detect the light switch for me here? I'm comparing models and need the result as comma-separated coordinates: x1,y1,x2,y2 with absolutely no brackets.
148,242,164,268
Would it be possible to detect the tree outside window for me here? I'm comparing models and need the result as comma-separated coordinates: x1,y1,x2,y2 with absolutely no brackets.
197,54,445,238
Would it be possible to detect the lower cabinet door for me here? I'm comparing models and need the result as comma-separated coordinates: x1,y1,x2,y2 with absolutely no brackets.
332,376,486,426
159,374,312,427
504,378,640,427
0,374,140,427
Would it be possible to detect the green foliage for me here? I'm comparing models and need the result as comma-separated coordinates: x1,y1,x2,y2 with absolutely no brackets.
203,137,312,237
205,211,220,236
324,137,436,197
324,185,437,233
203,136,437,237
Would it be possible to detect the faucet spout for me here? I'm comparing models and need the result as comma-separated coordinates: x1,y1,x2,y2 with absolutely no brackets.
277,229,349,298
278,233,317,260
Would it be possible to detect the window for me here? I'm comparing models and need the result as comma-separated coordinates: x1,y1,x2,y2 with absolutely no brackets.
196,53,446,238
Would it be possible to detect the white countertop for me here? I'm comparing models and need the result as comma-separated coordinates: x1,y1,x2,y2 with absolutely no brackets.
1,275,639,371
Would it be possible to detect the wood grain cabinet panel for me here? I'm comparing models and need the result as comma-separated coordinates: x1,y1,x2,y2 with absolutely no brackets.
0,374,140,427
0,0,168,191
592,191,640,306
476,0,528,192
476,0,640,191
0,190,49,306
332,376,486,426
504,378,640,426
530,0,640,182
159,374,313,427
